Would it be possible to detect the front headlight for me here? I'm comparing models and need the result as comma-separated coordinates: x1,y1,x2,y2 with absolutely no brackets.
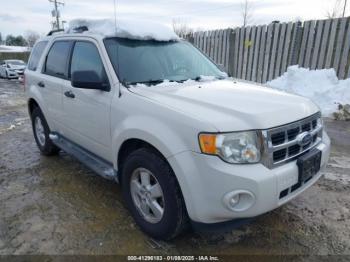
199,131,262,164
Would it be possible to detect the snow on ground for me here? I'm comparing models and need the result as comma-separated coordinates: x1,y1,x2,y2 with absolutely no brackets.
267,66,350,117
67,18,179,41
0,45,30,53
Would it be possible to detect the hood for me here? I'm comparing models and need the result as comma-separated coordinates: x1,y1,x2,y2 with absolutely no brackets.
129,79,319,132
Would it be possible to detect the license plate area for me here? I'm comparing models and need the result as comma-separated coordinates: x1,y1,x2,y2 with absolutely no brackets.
297,149,322,182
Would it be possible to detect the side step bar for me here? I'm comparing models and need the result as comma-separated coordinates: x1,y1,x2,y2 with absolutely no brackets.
49,133,119,183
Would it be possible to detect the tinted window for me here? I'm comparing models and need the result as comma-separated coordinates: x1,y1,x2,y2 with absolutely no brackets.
28,41,47,71
44,41,71,78
70,41,107,83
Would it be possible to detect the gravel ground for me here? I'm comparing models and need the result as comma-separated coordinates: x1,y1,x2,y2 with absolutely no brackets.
0,79,349,258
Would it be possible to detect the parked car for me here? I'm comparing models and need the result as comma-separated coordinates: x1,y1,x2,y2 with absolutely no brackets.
0,59,27,79
25,20,331,240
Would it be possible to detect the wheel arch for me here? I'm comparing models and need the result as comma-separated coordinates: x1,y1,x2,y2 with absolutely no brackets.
117,138,168,173
28,98,40,117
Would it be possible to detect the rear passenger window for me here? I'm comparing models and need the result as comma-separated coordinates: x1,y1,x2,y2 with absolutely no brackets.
44,41,71,78
28,41,48,71
70,41,108,83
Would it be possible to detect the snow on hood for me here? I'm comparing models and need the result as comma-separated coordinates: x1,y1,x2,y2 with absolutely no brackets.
131,76,220,88
130,79,319,131
267,66,350,117
66,18,179,41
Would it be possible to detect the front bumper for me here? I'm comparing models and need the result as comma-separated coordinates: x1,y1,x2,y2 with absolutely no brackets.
6,70,20,78
167,132,331,224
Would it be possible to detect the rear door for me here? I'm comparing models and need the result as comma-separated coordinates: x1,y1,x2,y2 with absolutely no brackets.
61,39,114,161
39,40,73,132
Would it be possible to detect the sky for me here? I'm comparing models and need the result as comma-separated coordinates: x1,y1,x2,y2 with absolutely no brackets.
0,0,349,37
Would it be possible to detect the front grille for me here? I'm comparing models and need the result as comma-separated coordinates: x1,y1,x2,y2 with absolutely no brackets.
262,112,323,168
271,132,286,145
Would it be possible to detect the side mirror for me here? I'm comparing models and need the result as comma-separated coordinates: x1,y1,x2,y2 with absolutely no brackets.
71,70,109,91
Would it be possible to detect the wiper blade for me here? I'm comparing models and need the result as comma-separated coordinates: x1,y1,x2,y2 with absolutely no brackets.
191,75,226,82
128,79,165,86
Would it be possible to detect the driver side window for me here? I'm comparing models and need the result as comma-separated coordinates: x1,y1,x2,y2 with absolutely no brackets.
70,41,108,84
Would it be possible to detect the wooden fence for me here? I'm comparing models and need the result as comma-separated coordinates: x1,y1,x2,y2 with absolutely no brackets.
187,16,350,83
0,52,31,62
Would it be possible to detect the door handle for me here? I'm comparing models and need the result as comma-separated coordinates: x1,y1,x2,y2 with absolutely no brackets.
64,91,75,99
38,81,45,88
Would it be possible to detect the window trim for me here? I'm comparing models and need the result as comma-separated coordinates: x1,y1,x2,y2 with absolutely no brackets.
42,40,73,80
68,40,111,92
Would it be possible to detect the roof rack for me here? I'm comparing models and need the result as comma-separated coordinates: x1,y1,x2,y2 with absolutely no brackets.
47,29,64,36
72,26,89,33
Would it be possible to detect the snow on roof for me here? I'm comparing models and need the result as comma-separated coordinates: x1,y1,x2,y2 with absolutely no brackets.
267,65,350,117
66,18,179,41
0,45,30,53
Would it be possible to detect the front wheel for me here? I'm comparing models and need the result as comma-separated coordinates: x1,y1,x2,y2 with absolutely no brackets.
122,148,188,240
31,107,60,156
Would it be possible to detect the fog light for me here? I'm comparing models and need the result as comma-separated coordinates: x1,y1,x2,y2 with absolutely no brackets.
223,190,255,212
229,194,240,207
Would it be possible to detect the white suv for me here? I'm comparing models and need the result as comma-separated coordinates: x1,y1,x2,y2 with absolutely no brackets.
25,20,331,240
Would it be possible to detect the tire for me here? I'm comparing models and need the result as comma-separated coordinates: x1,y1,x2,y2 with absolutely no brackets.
122,148,188,240
31,107,60,156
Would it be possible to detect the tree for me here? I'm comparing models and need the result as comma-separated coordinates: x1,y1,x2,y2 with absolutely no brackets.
0,32,2,44
172,18,193,37
5,35,28,46
241,0,254,27
25,30,40,47
326,0,348,18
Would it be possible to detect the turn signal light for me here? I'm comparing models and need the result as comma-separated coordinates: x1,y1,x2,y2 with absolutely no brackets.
199,134,217,154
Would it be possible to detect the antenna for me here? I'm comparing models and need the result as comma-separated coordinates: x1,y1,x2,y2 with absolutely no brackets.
113,0,122,97
113,0,118,34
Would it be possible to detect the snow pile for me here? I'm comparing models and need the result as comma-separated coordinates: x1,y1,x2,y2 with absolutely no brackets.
67,18,179,41
267,66,350,117
0,45,30,53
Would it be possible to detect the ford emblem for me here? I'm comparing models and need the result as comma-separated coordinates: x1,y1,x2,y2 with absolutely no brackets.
297,132,312,146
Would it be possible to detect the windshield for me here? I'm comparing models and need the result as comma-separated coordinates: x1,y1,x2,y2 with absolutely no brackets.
7,60,26,66
104,38,226,85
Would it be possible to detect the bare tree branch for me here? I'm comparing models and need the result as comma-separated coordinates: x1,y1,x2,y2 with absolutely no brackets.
172,18,193,38
326,0,346,18
343,0,348,17
241,0,254,27
25,30,40,47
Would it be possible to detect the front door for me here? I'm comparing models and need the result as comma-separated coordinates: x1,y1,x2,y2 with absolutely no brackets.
61,40,113,161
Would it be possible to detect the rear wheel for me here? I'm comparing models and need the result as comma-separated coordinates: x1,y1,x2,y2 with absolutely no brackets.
31,107,60,156
122,148,188,240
